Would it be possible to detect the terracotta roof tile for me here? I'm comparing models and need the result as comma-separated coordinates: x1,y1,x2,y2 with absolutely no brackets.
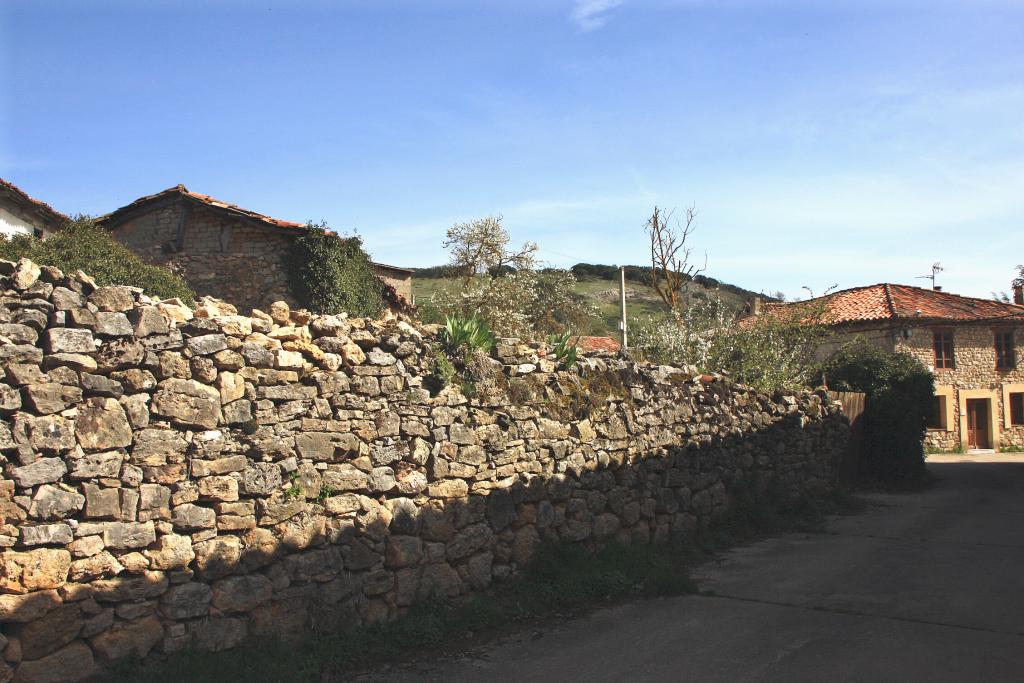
753,283,1024,326
578,336,621,353
0,178,70,226
99,184,305,230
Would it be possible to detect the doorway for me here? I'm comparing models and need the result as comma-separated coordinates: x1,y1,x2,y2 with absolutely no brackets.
966,398,991,450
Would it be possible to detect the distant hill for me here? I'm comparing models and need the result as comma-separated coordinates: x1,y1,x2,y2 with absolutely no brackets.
411,263,769,338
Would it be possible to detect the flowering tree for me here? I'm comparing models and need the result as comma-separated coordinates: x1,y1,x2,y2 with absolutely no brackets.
431,216,596,339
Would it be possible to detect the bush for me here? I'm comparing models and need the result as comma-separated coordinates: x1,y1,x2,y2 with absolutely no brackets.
630,293,830,392
287,226,385,317
431,269,596,340
0,216,196,303
821,344,933,487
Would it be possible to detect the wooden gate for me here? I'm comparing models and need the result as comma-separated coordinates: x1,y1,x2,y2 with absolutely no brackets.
829,391,866,484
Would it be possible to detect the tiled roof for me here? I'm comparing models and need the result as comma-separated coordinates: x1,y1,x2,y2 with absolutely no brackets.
578,336,622,353
371,261,414,275
755,284,1024,326
0,178,70,226
99,184,306,230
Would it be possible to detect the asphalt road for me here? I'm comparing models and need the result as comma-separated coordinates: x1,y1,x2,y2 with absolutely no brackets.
374,455,1024,682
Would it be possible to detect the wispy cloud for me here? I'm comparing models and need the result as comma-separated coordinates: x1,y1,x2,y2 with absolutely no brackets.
570,0,624,31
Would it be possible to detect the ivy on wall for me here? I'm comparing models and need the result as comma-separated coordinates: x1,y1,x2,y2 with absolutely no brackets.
287,224,385,317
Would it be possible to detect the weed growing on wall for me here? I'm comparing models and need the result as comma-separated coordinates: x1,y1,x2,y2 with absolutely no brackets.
287,225,385,317
0,216,196,302
439,315,496,357
547,330,579,369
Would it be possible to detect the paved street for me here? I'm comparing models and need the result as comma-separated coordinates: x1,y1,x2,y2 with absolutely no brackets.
381,455,1024,682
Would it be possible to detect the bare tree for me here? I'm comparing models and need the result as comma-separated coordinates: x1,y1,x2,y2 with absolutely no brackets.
644,205,705,310
443,214,537,285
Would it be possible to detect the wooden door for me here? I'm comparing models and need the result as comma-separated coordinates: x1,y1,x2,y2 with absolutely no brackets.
966,399,990,449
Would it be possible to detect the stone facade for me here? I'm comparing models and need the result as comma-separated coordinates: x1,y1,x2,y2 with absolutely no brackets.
898,323,1024,451
102,200,298,315
371,263,413,302
0,258,847,680
828,321,1024,451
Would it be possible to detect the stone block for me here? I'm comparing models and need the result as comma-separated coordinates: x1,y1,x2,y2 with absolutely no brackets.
8,640,95,683
144,533,195,570
193,535,242,580
89,614,164,663
94,311,133,336
151,378,222,429
89,286,135,312
75,397,133,450
21,383,82,415
198,476,239,502
20,523,73,547
171,503,216,530
10,602,83,660
160,581,212,619
45,328,94,354
138,484,171,521
68,450,124,479
102,521,156,549
83,484,121,520
11,458,68,488
29,484,85,521
211,574,273,613
0,548,71,594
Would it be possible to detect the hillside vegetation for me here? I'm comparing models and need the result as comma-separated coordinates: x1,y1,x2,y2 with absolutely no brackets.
414,263,764,338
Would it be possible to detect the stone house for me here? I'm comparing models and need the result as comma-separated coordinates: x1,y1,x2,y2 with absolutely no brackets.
370,261,413,302
97,184,412,313
0,178,68,239
751,283,1024,452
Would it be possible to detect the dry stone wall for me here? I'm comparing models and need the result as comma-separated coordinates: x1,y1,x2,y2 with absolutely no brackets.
0,258,848,682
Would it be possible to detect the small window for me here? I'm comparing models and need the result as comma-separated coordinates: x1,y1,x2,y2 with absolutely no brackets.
1011,393,1024,426
933,329,954,369
995,330,1016,370
927,395,947,430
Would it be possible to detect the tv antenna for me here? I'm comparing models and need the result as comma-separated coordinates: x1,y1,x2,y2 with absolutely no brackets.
916,262,944,289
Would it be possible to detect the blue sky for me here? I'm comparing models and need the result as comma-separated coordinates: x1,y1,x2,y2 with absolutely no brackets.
2,0,1023,299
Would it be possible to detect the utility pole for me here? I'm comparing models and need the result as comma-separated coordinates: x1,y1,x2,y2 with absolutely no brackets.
619,266,628,349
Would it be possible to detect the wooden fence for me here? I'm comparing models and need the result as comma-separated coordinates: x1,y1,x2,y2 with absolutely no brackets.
830,390,867,485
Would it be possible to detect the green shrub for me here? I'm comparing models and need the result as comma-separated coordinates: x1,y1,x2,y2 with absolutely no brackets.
0,216,195,303
287,225,385,317
821,343,933,487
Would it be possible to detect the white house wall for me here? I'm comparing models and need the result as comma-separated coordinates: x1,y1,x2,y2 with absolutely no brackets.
0,206,37,238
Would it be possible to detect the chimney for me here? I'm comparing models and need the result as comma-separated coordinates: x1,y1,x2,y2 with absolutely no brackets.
751,296,762,316
1014,283,1024,305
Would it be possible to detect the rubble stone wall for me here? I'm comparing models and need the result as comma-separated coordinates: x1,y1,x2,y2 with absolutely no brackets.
0,258,848,682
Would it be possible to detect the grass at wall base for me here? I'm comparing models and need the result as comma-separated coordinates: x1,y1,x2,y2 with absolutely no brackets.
116,485,861,683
